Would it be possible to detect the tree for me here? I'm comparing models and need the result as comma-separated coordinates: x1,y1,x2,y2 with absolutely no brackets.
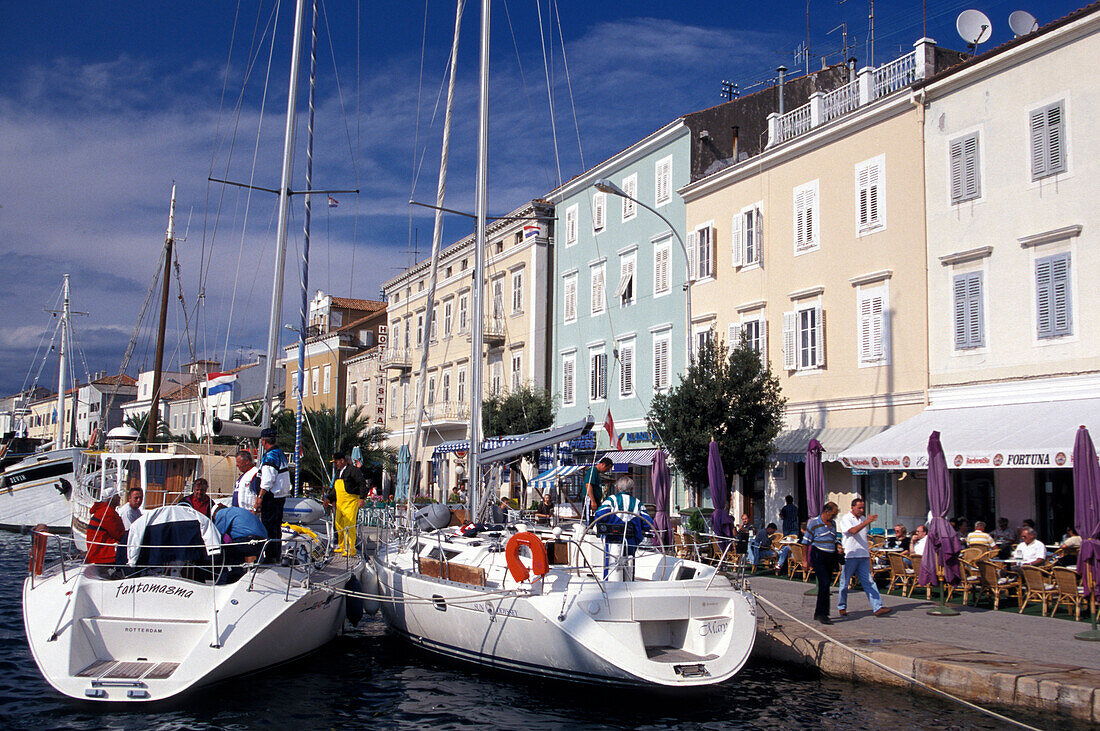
647,333,785,501
124,413,170,441
273,405,394,488
482,385,556,438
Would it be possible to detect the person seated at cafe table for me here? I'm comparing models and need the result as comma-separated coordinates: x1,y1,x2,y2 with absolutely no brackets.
1060,527,1081,557
884,523,910,551
535,493,555,523
1012,527,1047,568
447,487,463,504
902,524,928,567
747,523,780,571
991,517,1014,545
966,520,995,549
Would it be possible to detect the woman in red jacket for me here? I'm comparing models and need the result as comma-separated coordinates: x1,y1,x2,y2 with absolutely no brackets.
85,493,126,564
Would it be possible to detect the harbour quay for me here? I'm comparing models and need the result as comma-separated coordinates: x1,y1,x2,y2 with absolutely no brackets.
750,574,1100,724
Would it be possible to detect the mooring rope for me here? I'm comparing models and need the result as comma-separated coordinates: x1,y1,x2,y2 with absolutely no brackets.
752,593,1040,731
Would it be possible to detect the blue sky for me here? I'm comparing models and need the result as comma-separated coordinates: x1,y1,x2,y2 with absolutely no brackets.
0,0,1081,396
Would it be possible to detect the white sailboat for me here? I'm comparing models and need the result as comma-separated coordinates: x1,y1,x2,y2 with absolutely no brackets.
0,275,84,532
370,0,757,687
23,0,364,701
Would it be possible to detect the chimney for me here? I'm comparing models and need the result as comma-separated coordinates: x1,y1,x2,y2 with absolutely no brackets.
731,126,739,161
848,56,858,84
777,66,788,114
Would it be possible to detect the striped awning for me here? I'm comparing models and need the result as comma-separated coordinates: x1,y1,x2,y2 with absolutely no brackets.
431,438,572,470
598,448,665,470
530,464,585,491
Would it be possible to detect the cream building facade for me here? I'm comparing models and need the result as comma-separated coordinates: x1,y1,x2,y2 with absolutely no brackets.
682,39,955,530
382,199,553,500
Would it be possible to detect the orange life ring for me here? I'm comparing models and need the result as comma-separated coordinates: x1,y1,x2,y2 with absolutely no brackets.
29,524,48,576
504,531,549,583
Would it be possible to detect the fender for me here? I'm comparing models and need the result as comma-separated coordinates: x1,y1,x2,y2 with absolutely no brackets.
29,524,48,576
504,531,549,583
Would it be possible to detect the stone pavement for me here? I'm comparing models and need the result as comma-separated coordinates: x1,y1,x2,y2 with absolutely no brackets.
748,574,1100,724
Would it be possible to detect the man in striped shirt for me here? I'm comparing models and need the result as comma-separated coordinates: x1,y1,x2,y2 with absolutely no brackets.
595,476,651,579
801,501,842,624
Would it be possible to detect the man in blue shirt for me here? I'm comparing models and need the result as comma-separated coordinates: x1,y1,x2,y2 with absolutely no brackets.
257,428,291,562
779,495,799,536
801,501,842,624
212,504,268,566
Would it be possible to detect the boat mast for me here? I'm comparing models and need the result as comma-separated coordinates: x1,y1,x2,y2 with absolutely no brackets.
468,0,490,519
146,185,177,444
55,275,70,450
261,0,308,430
408,0,465,515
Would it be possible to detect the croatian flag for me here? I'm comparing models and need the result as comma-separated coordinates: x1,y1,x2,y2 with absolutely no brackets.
206,372,237,396
327,196,339,208
522,223,539,239
603,409,622,451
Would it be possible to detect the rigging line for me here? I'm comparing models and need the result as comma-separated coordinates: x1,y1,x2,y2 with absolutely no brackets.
552,0,586,175
318,1,361,182
752,594,1040,731
534,1,565,191
29,317,64,396
19,283,63,395
221,0,284,366
351,0,361,295
500,0,554,191
172,250,198,365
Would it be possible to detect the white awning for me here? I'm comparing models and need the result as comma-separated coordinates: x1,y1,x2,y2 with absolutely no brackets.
837,398,1100,470
771,426,890,462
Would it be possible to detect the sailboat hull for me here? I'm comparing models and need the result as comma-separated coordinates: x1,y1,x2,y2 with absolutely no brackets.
0,447,79,531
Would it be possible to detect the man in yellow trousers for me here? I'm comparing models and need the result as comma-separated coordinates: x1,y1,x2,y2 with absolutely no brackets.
325,451,365,556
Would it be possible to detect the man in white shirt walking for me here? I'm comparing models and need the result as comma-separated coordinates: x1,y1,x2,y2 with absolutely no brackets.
837,497,891,618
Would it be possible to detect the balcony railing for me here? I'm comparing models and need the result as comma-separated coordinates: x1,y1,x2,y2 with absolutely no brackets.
767,43,930,148
380,347,412,370
404,400,469,422
482,315,507,343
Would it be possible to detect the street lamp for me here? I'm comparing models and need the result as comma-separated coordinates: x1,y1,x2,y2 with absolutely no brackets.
593,178,694,365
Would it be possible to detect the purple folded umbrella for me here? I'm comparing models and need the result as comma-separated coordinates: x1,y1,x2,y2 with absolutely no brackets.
805,438,825,518
651,449,673,550
707,440,735,539
920,431,962,586
1073,426,1100,598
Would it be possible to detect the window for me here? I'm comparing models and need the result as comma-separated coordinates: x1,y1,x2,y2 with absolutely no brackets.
403,319,410,349
430,306,438,342
616,253,636,307
733,318,767,363
653,241,670,296
621,174,637,221
1030,102,1066,180
695,328,713,353
949,132,981,203
562,353,576,406
589,350,607,401
441,371,451,402
782,305,824,370
349,384,357,405
565,204,578,246
857,286,889,365
590,263,606,316
511,270,523,313
323,364,332,394
427,375,436,404
416,313,424,346
563,273,578,323
592,192,606,232
793,181,819,253
618,339,635,397
655,156,672,206
855,156,884,233
1036,253,1072,339
492,279,504,319
511,353,522,389
402,381,410,412
689,224,715,280
443,300,453,338
391,322,400,349
312,367,319,395
949,272,984,350
731,204,763,268
653,332,671,391
458,293,469,333
457,367,467,403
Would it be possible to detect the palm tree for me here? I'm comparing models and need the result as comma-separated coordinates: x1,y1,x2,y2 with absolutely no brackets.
123,413,171,441
274,405,394,488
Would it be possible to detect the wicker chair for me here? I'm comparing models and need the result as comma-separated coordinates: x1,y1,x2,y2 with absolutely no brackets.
977,560,1021,610
870,534,886,548
957,558,983,606
1018,565,1056,615
887,552,916,596
672,531,695,560
1050,567,1090,621
960,546,990,564
788,543,812,582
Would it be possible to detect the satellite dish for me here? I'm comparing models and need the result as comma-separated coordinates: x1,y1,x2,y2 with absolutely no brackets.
957,9,993,50
1008,10,1039,37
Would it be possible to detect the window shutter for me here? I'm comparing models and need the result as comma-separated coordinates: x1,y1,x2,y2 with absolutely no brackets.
953,275,968,348
754,208,764,266
966,273,983,347
686,231,697,280
1029,108,1048,179
806,187,816,246
654,338,669,390
814,306,825,368
962,135,980,200
859,296,874,362
760,319,769,364
731,214,743,267
728,322,739,352
867,163,880,226
594,268,604,314
1036,257,1053,337
1047,104,1065,175
590,355,597,401
949,138,964,202
794,190,806,249
620,344,633,396
782,311,797,370
857,165,870,227
1051,254,1071,336
593,193,605,231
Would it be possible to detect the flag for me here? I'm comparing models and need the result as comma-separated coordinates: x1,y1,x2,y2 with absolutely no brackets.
522,223,540,239
205,372,237,396
603,409,622,451
327,196,339,208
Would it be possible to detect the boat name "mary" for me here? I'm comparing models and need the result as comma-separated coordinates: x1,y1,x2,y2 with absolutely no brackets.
114,582,195,599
